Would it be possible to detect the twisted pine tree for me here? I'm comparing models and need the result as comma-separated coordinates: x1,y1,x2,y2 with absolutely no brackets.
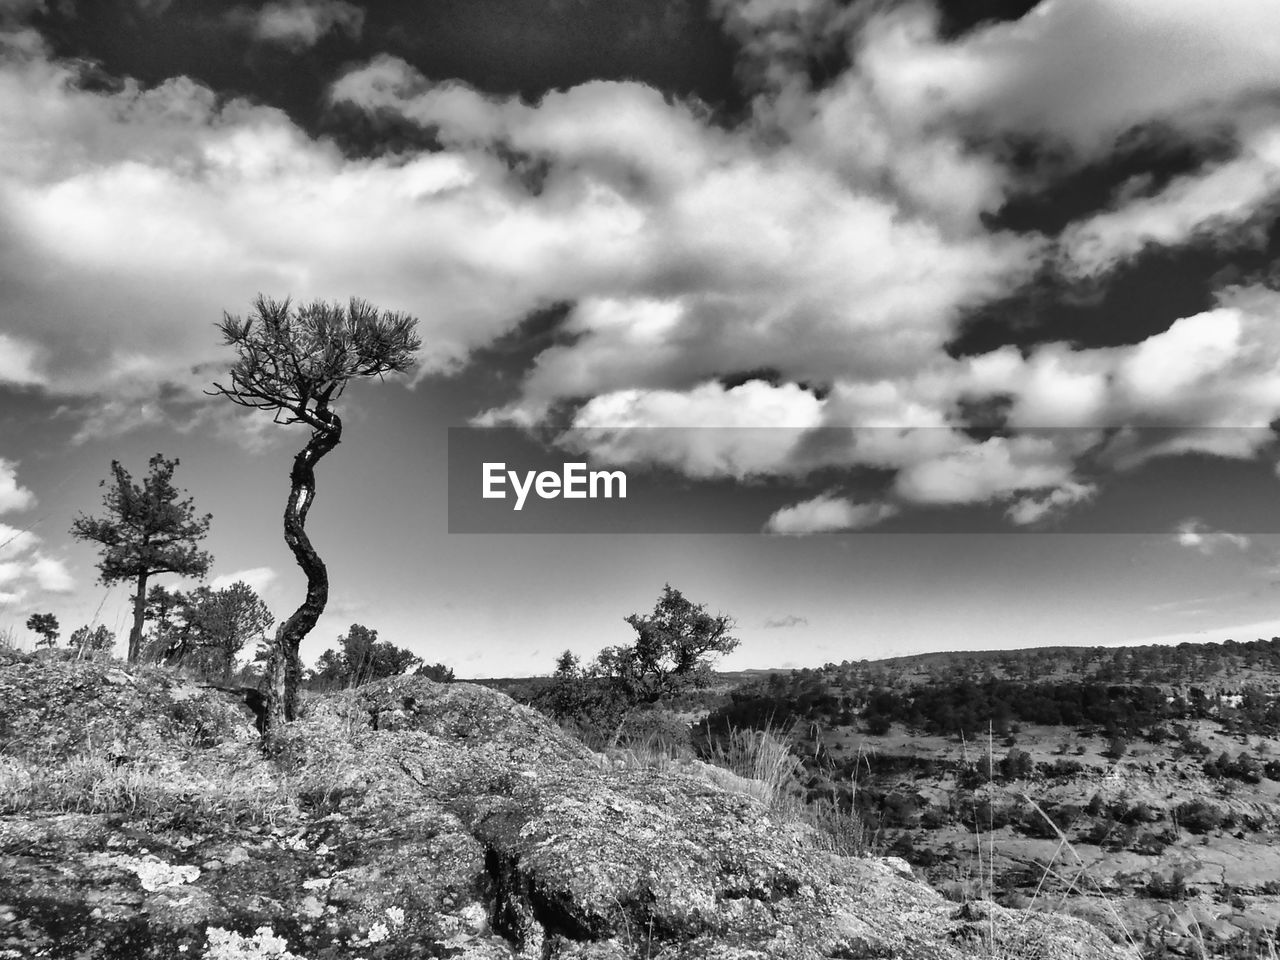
211,295,420,735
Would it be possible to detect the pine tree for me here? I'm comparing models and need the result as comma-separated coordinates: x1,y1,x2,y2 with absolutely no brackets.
211,295,420,733
70,454,211,663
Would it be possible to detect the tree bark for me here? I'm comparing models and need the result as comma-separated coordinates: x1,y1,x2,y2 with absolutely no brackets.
263,417,341,737
127,571,149,664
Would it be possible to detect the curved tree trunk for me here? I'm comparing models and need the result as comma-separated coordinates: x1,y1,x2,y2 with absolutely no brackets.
263,417,341,737
127,571,149,664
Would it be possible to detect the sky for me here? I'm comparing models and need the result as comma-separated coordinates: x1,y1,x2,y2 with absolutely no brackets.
4,0,1280,676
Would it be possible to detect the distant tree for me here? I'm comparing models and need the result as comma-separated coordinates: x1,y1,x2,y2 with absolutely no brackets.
999,747,1034,780
554,649,579,678
68,624,114,655
416,662,455,683
211,295,420,734
148,582,273,681
311,623,422,688
593,584,739,704
145,584,187,642
69,455,212,663
25,612,59,648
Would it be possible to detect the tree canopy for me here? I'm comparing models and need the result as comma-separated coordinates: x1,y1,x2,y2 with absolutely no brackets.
597,584,740,703
69,454,212,663
26,613,59,648
148,581,274,681
310,623,422,688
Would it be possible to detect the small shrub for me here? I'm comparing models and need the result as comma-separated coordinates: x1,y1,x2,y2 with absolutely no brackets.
1176,799,1225,835
1144,869,1190,901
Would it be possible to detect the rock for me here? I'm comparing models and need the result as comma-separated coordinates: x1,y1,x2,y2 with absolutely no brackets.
0,657,1137,960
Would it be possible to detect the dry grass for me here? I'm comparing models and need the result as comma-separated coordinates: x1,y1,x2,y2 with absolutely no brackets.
699,724,803,806
0,749,296,826
605,722,877,856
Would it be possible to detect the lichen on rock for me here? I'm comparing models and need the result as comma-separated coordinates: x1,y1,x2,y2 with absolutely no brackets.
0,654,1137,960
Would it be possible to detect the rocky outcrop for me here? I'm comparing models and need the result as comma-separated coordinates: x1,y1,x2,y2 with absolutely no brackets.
0,653,1137,959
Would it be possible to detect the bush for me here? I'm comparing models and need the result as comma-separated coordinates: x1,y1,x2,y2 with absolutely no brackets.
1176,799,1225,835
1144,869,1190,900
1038,758,1085,779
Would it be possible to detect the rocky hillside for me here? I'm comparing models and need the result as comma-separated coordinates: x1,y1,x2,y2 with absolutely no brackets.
0,651,1135,960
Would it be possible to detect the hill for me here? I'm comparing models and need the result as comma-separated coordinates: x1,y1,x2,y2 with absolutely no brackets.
0,649,1132,960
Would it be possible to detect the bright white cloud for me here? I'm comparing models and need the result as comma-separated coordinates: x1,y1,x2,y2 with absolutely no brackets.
3,0,1280,529
0,461,72,599
858,0,1280,155
893,434,1077,506
764,494,897,535
339,58,1039,414
561,380,825,479
0,518,74,601
1005,481,1097,527
29,555,72,593
849,0,1280,281
238,0,364,50
1059,120,1280,278
0,459,35,513
210,566,277,594
0,332,44,385
1175,518,1251,554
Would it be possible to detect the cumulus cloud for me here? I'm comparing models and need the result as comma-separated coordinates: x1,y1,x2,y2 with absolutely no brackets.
210,566,278,594
764,494,897,535
559,380,826,479
1175,519,1251,554
0,332,45,386
0,459,35,513
847,1,1280,279
4,0,1280,528
0,461,73,600
339,56,1039,419
29,554,73,592
858,0,1280,155
235,0,364,50
548,280,1280,511
1059,119,1280,278
1005,481,1097,527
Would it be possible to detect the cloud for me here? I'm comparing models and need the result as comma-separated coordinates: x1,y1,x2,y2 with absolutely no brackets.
763,613,808,629
339,57,1039,417
0,522,73,601
1058,120,1280,278
0,332,45,386
858,0,1280,156
764,494,897,535
235,0,364,50
1175,518,1251,555
29,554,73,592
0,462,72,600
893,434,1078,506
5,1,1280,528
210,566,278,595
848,2,1280,280
1005,481,1097,527
558,380,825,479
0,459,35,513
